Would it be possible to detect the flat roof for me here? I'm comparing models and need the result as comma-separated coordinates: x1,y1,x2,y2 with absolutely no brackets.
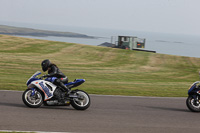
118,35,137,38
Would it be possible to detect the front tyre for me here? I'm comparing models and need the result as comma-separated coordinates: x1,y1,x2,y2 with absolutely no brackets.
22,89,43,108
186,95,200,112
70,90,91,110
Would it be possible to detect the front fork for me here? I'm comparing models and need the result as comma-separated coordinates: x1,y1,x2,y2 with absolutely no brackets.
30,88,36,96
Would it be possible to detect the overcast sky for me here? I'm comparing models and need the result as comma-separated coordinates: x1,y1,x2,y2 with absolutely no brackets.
0,0,200,35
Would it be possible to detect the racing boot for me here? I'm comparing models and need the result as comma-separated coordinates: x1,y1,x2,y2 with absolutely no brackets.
59,82,70,94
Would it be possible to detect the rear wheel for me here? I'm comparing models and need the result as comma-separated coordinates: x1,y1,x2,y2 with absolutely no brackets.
70,90,90,110
22,89,43,108
186,95,200,112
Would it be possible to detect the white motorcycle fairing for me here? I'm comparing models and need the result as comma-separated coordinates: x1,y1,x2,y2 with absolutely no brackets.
28,80,57,101
26,71,57,101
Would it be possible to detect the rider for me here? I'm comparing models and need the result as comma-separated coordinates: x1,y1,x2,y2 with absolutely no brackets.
41,59,70,101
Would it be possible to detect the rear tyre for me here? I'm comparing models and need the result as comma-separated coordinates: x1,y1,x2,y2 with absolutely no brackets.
70,90,90,110
186,95,200,112
22,89,43,108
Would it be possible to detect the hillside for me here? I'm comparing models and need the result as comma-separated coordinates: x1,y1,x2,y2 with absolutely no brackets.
0,25,95,38
0,34,200,97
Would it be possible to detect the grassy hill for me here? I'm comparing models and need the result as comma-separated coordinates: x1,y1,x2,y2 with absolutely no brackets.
0,34,200,97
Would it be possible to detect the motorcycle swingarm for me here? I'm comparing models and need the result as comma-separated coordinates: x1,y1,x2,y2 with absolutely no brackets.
68,90,84,100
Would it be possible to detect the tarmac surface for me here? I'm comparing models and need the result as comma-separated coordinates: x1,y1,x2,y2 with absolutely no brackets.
0,90,200,133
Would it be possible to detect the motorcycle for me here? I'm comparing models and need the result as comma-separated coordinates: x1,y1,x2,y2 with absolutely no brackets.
22,71,91,110
186,73,200,112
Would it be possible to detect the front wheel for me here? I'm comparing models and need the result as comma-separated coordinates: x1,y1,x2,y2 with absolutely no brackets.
22,89,43,108
186,95,200,112
70,90,91,110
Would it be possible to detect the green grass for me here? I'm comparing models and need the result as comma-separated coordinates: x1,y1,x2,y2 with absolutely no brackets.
0,35,200,97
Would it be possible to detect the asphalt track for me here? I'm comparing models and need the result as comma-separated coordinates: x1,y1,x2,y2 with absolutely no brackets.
1,90,200,133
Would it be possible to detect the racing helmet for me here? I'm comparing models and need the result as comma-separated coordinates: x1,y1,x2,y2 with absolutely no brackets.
41,59,51,72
